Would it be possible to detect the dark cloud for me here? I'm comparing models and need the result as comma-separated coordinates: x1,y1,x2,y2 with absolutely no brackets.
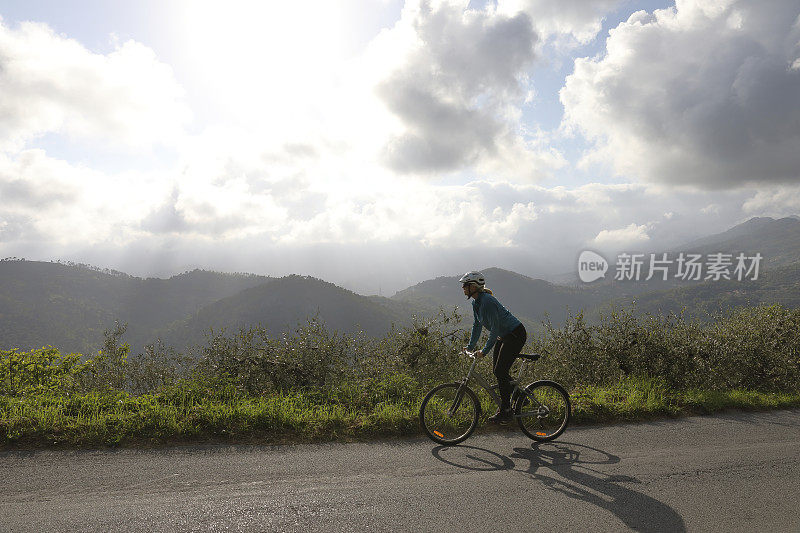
379,85,503,172
0,178,74,208
561,0,800,188
377,1,538,174
140,188,189,234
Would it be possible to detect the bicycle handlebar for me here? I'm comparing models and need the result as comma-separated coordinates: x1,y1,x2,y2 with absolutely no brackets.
462,348,482,359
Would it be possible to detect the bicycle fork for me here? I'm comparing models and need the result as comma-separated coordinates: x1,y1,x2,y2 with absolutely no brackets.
448,353,482,416
447,381,470,416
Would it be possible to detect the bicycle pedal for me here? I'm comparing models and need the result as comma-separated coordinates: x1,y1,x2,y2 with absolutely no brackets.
487,410,513,423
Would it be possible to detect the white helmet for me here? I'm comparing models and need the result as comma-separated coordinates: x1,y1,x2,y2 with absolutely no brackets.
459,271,485,286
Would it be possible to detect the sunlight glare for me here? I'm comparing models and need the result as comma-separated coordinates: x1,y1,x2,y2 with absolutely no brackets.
173,0,347,124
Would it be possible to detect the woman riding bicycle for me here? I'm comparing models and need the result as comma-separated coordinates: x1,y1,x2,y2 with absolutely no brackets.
460,270,527,423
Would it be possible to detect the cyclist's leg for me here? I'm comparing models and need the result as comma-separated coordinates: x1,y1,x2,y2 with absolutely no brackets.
493,325,527,411
491,340,508,409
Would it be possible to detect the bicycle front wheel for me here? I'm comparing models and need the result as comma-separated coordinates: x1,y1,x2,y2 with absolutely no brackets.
514,380,570,442
419,383,480,446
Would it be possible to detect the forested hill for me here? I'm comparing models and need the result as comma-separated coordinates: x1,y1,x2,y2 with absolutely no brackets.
2,216,799,354
0,260,271,354
392,217,800,326
677,216,800,268
593,216,800,319
158,275,421,351
392,267,608,329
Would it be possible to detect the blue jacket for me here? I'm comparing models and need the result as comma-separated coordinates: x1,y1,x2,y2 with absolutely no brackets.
466,291,522,354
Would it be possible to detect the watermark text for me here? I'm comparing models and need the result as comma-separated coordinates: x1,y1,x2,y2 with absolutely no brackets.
578,251,762,282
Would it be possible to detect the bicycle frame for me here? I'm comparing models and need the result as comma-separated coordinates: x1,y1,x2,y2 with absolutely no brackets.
453,351,534,416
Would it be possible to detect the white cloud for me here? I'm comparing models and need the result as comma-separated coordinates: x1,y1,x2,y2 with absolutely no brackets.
561,0,800,188
0,149,174,245
592,223,651,248
1,140,793,292
742,185,800,217
370,0,566,179
498,0,625,45
0,19,189,151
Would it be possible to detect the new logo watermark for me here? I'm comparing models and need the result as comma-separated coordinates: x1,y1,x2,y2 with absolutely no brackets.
577,251,762,283
578,250,609,282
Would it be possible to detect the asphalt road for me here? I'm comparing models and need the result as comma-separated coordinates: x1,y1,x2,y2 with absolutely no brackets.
2,409,800,532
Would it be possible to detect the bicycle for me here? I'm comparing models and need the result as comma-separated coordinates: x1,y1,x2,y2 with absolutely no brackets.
419,349,571,446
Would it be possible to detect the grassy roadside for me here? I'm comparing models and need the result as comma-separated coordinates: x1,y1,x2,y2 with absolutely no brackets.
3,305,800,449
3,378,800,449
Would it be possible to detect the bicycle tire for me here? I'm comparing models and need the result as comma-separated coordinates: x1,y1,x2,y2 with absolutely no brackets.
419,382,480,446
514,380,570,442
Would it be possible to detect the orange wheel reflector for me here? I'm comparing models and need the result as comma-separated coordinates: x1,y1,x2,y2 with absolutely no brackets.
434,430,444,438
536,432,547,436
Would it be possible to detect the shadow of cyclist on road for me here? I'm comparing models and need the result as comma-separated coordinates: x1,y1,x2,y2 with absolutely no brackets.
428,440,685,532
511,442,686,533
431,444,515,471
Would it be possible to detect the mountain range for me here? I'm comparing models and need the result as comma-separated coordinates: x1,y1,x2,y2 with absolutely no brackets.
1,216,798,355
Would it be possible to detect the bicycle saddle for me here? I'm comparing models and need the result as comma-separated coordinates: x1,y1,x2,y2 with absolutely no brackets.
518,353,540,361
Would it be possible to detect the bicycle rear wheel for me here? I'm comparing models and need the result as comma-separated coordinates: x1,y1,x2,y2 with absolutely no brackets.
514,380,570,442
419,383,480,445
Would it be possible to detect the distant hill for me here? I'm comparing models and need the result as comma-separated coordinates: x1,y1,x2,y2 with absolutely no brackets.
0,261,424,355
0,261,271,353
394,217,800,327
560,216,800,301
391,267,607,330
159,275,420,351
609,260,800,320
585,216,800,319
551,216,800,289
2,216,798,353
0,261,119,354
678,216,800,268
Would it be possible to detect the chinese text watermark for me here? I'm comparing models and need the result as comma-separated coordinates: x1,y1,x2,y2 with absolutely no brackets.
578,251,762,283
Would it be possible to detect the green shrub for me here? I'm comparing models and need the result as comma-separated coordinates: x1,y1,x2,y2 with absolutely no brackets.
3,303,799,403
0,346,88,395
532,304,800,392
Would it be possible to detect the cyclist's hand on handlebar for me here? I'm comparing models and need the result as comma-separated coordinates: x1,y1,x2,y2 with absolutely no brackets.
462,347,485,358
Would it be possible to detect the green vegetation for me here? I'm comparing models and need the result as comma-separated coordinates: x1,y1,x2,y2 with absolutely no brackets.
2,305,800,448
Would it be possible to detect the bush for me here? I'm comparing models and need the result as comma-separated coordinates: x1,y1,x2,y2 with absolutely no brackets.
0,346,87,395
2,304,799,402
532,304,800,392
196,317,352,394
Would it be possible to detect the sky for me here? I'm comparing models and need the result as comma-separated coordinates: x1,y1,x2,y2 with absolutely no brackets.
0,0,799,294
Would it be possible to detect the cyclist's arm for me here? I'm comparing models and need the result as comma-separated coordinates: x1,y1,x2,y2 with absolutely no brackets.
466,308,482,351
480,299,501,354
482,334,498,355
